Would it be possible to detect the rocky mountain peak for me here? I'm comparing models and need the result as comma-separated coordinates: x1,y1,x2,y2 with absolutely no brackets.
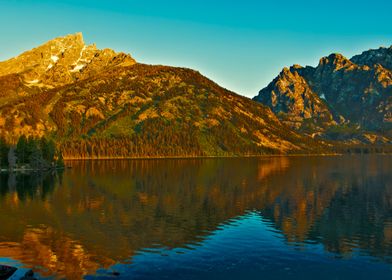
0,32,136,87
279,65,304,80
280,66,294,77
318,53,353,70
255,45,392,143
291,64,303,70
45,32,86,50
254,63,336,132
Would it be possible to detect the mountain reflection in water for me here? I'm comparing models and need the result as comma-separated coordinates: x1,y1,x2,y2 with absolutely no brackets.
0,156,391,279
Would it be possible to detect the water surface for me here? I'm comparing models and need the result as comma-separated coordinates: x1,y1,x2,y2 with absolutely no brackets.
0,156,391,279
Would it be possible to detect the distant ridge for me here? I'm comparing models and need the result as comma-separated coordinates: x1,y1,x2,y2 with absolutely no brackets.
254,46,392,144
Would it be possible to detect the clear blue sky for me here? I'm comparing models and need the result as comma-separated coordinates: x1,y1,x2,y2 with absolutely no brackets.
1,0,392,97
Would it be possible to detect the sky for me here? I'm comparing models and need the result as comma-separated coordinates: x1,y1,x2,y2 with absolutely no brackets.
1,0,392,97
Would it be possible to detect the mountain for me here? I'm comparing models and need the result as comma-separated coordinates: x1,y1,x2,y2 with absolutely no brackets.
0,33,323,158
254,47,392,144
0,32,135,88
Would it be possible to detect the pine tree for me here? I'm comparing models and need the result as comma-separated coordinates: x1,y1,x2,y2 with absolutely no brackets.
26,137,36,162
0,138,8,168
57,152,65,169
29,140,46,170
40,137,56,163
16,135,28,165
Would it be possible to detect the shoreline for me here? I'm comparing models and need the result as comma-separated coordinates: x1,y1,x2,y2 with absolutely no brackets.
2,154,391,171
0,167,65,173
62,153,340,160
61,152,392,161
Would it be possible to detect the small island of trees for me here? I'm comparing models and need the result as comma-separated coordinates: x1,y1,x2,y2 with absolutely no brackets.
0,136,64,172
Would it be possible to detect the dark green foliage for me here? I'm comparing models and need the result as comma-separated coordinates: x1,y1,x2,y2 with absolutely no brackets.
57,152,65,169
15,136,42,166
2,136,63,170
324,124,361,140
28,140,47,170
0,138,8,168
40,138,56,163
333,144,392,154
16,135,28,165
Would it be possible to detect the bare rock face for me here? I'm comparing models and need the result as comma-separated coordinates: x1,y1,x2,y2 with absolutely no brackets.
0,32,136,88
351,45,392,70
255,65,337,133
254,48,392,143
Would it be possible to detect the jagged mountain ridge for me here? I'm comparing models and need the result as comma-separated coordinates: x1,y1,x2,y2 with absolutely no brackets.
0,33,323,157
0,32,135,88
351,45,392,70
254,47,392,143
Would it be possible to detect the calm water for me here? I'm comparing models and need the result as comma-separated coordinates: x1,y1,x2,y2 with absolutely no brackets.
0,156,392,279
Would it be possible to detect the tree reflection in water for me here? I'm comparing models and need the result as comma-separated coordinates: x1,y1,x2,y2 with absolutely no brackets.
0,156,391,279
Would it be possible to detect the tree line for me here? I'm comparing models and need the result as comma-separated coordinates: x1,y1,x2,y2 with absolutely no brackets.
0,136,64,171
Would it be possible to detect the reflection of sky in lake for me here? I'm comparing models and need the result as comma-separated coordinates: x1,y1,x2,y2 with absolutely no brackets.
0,258,34,280
89,211,391,280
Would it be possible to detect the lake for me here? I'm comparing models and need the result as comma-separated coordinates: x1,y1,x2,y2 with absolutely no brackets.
0,155,392,279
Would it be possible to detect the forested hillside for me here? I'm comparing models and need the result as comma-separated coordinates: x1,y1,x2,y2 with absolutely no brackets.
0,33,326,158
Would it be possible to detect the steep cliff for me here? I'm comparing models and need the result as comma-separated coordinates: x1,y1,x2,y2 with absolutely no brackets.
254,48,392,143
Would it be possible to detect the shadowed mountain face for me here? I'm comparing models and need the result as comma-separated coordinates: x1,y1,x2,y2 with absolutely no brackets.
254,47,392,144
0,33,321,156
0,156,391,279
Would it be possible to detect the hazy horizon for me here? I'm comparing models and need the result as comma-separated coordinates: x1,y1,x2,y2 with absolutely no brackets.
1,0,392,97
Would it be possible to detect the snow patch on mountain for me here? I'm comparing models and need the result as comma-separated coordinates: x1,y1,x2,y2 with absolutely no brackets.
70,64,85,72
51,55,59,63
